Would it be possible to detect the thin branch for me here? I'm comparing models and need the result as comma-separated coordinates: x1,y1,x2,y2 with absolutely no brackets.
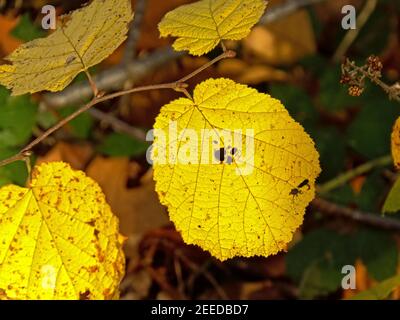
123,0,147,63
1,48,236,168
178,50,236,83
0,83,177,168
317,155,392,194
345,59,400,102
23,83,178,153
333,0,378,62
311,197,400,232
259,0,326,25
0,154,25,168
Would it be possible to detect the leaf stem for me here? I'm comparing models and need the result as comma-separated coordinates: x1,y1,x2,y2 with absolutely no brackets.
84,69,99,97
177,50,236,83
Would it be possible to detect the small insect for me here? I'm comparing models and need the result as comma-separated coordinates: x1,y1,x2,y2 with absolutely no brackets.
297,179,310,190
214,147,226,163
214,146,241,164
289,179,310,197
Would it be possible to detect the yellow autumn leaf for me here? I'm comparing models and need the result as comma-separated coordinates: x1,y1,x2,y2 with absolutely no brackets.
0,162,125,300
0,0,133,95
392,117,400,170
152,78,320,261
158,0,266,56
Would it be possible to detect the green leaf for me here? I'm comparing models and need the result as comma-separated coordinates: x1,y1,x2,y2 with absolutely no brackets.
382,176,400,214
98,132,149,157
350,274,400,300
11,14,45,42
0,87,37,147
59,106,94,139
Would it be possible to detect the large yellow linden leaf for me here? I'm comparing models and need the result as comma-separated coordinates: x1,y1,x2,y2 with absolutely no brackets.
0,0,133,95
0,162,125,300
392,117,400,170
152,78,320,261
158,0,266,56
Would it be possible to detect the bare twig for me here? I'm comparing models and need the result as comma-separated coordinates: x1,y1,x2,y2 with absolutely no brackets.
0,50,234,168
0,154,25,168
0,83,176,168
311,197,400,232
333,0,378,62
344,59,400,102
178,49,236,83
26,83,178,151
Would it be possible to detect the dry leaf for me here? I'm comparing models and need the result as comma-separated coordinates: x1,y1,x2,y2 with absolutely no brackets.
0,162,125,299
152,78,320,261
86,157,169,239
158,0,266,56
0,16,22,56
0,0,133,95
244,0,316,65
36,142,94,170
392,117,400,170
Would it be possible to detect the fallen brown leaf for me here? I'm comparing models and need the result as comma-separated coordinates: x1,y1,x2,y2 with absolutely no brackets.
86,157,169,259
244,0,316,65
36,142,94,170
0,15,22,56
